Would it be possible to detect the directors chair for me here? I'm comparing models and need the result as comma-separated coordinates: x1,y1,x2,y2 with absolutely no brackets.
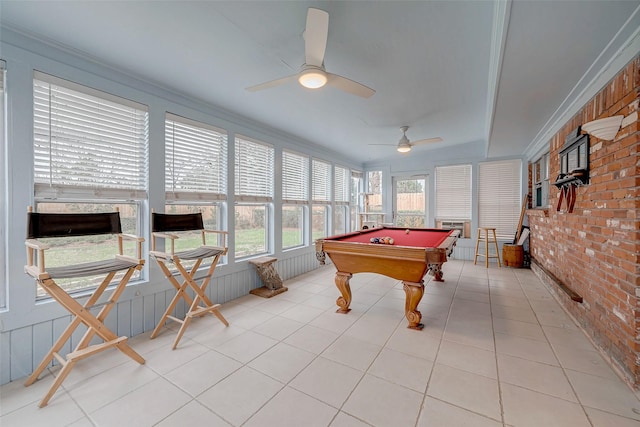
149,212,229,349
23,207,145,407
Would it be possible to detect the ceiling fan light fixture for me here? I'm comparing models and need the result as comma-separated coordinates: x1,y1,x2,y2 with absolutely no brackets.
298,69,327,89
397,142,411,153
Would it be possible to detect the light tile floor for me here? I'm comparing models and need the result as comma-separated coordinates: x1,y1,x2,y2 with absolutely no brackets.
2,260,640,426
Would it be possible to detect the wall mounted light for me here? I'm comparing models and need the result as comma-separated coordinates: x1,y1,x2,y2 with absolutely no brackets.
582,115,624,141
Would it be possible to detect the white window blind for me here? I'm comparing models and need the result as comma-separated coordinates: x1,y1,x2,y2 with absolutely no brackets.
312,159,331,203
165,113,227,201
234,136,274,201
436,164,472,220
479,159,522,239
282,150,309,203
334,165,349,203
33,71,149,199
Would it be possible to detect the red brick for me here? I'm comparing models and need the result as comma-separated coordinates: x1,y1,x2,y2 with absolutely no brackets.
529,54,640,389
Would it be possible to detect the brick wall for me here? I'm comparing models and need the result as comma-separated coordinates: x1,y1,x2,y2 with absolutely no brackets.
527,56,639,388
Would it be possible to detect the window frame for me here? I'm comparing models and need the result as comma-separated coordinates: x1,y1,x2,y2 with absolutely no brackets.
32,72,149,296
312,159,332,238
478,159,522,240
366,170,383,213
533,153,550,208
350,170,363,231
33,71,148,200
163,114,228,262
164,113,228,202
282,150,310,250
333,165,350,234
435,164,472,237
234,135,274,259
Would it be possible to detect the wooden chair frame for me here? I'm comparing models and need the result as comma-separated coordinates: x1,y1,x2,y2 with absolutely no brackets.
149,212,229,349
23,207,145,407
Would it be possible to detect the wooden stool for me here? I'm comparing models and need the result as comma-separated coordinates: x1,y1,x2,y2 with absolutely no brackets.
474,227,501,267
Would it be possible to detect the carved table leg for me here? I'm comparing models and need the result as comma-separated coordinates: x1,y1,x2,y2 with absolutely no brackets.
428,263,445,282
334,272,353,313
403,281,425,329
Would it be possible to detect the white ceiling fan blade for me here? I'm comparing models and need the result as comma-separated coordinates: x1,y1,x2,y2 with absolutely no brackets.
411,137,443,146
305,8,329,67
368,144,397,146
245,74,297,92
326,73,375,98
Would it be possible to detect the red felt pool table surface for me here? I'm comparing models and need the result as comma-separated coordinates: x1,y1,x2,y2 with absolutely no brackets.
330,227,454,247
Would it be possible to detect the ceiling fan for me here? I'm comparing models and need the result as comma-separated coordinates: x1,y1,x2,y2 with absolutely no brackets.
246,8,375,98
370,126,443,153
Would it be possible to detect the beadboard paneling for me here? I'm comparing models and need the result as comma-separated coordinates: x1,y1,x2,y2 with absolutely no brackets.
1,251,319,385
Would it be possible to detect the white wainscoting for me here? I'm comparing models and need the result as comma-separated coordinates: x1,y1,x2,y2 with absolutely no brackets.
0,251,320,385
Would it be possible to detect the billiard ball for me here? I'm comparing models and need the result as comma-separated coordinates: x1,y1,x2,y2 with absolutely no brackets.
370,237,375,243
388,238,394,245
405,229,410,234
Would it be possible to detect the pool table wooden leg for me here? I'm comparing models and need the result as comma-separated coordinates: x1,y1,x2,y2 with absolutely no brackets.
403,281,425,330
334,272,353,313
429,263,445,282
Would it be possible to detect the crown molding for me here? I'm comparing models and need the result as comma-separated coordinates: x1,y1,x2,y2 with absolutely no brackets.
523,5,640,161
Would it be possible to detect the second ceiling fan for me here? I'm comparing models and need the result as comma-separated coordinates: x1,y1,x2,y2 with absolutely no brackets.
246,8,375,98
370,126,443,153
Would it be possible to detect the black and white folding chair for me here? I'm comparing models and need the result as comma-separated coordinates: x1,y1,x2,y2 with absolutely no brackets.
23,207,145,407
149,212,229,349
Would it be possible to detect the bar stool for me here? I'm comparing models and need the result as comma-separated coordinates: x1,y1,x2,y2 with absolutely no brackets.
474,227,501,267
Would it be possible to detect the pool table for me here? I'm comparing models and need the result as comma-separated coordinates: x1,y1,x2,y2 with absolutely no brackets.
315,226,459,329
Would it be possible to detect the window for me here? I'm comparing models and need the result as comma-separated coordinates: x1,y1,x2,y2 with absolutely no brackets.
235,136,273,258
164,114,227,255
312,206,328,241
33,72,149,296
533,153,549,208
350,171,363,231
333,165,350,234
165,113,227,202
312,159,331,239
435,164,471,237
558,131,589,187
366,170,383,212
0,60,5,308
282,150,309,249
478,159,522,239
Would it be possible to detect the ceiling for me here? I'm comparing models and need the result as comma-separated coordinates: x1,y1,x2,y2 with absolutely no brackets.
1,1,638,163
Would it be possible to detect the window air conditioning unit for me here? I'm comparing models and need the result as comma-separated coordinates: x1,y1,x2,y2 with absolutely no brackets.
436,220,470,238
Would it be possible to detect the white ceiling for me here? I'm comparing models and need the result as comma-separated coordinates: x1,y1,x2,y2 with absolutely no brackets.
1,1,638,163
